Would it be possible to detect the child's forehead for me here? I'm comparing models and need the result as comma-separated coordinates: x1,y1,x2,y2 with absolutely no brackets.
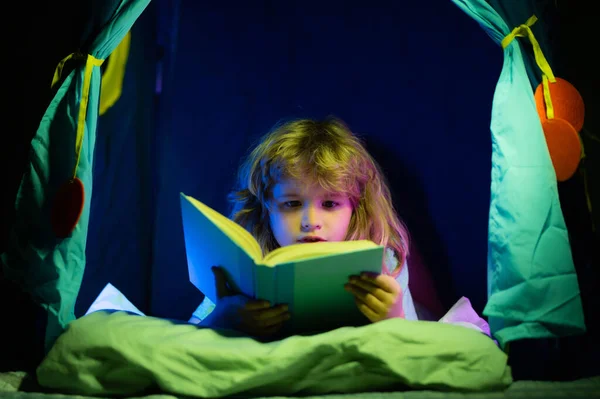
271,178,344,197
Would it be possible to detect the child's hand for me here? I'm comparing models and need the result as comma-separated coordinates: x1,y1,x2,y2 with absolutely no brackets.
203,266,290,338
345,273,404,322
237,299,290,338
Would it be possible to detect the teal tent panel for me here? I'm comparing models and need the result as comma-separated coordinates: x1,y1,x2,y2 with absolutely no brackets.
485,0,554,89
1,0,150,352
451,0,585,348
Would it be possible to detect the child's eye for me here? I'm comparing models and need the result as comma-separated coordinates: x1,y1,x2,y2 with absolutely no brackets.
283,200,301,208
323,201,339,208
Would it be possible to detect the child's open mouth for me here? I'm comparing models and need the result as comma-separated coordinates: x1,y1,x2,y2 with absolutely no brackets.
298,236,326,243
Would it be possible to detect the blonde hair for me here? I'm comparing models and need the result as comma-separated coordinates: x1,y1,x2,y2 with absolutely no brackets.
228,117,410,276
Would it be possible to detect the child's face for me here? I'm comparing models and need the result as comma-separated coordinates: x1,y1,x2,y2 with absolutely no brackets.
268,178,353,247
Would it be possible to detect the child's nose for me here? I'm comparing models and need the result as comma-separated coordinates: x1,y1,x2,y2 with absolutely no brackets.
301,205,322,230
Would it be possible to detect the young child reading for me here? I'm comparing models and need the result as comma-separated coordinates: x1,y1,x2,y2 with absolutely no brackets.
198,117,419,338
82,116,489,340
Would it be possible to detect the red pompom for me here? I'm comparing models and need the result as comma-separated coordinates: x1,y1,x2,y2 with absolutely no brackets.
541,118,582,182
535,77,585,132
51,178,85,238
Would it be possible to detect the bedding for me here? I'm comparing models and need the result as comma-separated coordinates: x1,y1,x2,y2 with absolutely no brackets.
35,311,510,398
2,372,599,398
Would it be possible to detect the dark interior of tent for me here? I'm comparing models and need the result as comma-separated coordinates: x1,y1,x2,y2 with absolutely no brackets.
2,0,599,397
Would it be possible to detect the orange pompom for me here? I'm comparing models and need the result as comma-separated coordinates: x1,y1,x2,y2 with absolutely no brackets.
51,178,85,238
535,77,585,132
541,118,582,182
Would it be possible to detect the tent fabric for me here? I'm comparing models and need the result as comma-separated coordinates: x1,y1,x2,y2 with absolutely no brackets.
0,0,150,352
75,6,158,318
484,0,556,90
2,0,586,363
451,0,585,347
99,31,132,116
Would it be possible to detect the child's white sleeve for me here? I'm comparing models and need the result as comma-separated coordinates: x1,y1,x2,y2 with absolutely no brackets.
189,297,216,324
385,248,418,321
397,259,419,321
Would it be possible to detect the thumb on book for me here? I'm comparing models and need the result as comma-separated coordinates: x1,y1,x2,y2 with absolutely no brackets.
211,266,232,298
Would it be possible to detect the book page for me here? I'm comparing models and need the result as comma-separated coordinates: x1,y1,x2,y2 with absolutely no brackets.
185,195,262,260
261,240,380,266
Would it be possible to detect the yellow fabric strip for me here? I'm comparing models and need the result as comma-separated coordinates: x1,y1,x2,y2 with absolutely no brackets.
73,54,105,178
501,15,557,120
52,53,85,89
51,52,105,178
501,15,556,83
542,74,555,119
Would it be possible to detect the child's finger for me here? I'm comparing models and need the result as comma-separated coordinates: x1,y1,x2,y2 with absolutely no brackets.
242,307,290,329
361,273,400,295
256,310,291,328
244,300,272,310
354,297,380,322
347,277,394,305
345,283,388,314
251,304,289,321
211,266,233,299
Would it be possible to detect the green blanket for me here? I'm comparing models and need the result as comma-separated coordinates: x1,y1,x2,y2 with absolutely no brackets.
37,311,512,397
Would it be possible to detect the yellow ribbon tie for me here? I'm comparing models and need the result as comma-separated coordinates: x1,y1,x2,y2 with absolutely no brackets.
501,15,556,119
52,52,105,179
503,16,596,231
542,74,554,119
51,52,84,89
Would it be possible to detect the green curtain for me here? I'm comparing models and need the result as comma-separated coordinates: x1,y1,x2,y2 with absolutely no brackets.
451,0,586,348
1,0,150,352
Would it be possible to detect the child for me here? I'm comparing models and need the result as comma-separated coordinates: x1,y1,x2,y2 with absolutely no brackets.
198,117,419,338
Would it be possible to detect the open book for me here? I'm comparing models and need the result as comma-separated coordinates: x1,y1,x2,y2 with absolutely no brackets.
180,193,385,333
